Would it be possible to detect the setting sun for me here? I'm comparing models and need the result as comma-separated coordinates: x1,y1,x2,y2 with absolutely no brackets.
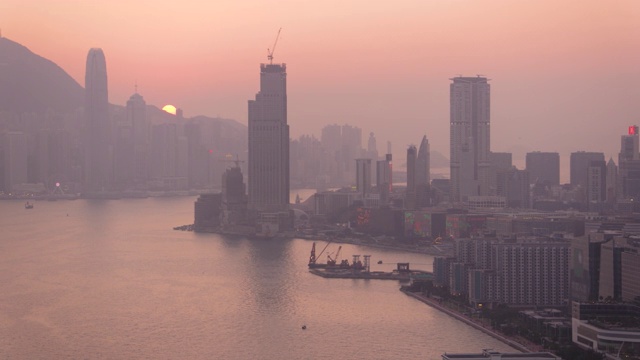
161,104,176,115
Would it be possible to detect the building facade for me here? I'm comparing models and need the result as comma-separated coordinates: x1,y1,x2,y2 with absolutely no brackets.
84,48,111,193
247,63,289,212
526,152,560,186
450,76,491,202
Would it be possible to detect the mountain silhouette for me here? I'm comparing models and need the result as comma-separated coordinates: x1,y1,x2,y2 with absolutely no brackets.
0,37,84,114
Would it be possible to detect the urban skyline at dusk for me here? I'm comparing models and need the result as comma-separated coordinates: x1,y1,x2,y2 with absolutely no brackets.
2,0,639,174
3,2,640,359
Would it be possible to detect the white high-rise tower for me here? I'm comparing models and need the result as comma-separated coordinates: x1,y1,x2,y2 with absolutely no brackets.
450,76,490,203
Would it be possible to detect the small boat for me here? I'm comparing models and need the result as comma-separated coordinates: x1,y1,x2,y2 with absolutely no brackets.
24,201,34,209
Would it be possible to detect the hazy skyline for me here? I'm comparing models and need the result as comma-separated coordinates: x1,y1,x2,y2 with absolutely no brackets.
1,0,639,176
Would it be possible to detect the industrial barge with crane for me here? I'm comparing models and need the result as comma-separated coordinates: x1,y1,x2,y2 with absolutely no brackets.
307,241,432,281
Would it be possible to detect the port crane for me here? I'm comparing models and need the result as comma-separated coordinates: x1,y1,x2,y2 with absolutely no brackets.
326,246,342,266
267,28,282,64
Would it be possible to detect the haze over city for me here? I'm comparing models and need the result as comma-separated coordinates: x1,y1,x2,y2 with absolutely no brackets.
3,2,640,359
2,0,639,178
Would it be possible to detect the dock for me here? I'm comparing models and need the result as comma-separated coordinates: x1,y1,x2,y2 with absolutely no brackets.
309,268,431,281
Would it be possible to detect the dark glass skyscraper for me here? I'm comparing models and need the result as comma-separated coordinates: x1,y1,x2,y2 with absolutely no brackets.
247,63,289,212
84,48,110,193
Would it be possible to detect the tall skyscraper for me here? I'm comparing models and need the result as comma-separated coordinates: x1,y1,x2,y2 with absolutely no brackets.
497,167,531,209
355,158,372,197
450,76,490,202
127,90,148,184
618,126,640,200
376,153,392,196
606,158,618,202
406,145,417,209
416,135,431,208
489,152,512,195
587,160,607,205
84,48,111,193
570,151,605,188
248,63,289,212
367,132,379,162
526,152,560,185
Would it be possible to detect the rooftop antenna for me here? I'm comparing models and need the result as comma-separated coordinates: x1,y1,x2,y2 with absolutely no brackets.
134,80,138,94
267,28,282,64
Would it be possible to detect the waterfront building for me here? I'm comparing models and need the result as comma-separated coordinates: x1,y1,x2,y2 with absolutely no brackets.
126,90,148,185
194,193,222,231
1,131,28,193
113,108,134,189
221,165,249,230
442,350,560,359
526,152,560,186
149,123,188,190
450,76,491,203
571,302,640,357
84,48,112,193
404,211,446,239
313,189,361,216
433,256,453,287
437,237,570,307
247,63,289,213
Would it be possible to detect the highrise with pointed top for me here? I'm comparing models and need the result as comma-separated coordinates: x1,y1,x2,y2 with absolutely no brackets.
84,48,111,193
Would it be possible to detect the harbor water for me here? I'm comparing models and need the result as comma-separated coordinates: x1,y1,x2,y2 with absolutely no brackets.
0,196,516,359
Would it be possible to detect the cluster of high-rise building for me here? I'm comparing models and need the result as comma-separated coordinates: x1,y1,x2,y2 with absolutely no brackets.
434,236,571,307
0,48,245,197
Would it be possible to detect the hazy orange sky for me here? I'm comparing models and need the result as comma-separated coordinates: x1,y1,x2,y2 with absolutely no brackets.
1,0,639,178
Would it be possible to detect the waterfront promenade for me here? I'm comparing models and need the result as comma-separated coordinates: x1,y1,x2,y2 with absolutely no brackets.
401,289,544,353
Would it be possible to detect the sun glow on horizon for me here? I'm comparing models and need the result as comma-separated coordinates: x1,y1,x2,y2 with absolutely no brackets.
162,104,177,115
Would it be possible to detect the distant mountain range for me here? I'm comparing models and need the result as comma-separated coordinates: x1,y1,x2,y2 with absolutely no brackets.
0,37,84,114
0,37,247,134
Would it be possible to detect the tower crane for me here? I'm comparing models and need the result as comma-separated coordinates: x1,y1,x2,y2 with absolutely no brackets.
267,28,282,64
220,154,245,168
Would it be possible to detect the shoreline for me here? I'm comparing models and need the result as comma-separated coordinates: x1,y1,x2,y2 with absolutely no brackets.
400,289,536,353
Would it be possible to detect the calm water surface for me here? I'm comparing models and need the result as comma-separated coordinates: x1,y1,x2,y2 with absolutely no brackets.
0,197,516,359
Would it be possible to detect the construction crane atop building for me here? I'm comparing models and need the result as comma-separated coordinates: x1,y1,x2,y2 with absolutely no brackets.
221,154,245,168
267,28,282,64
